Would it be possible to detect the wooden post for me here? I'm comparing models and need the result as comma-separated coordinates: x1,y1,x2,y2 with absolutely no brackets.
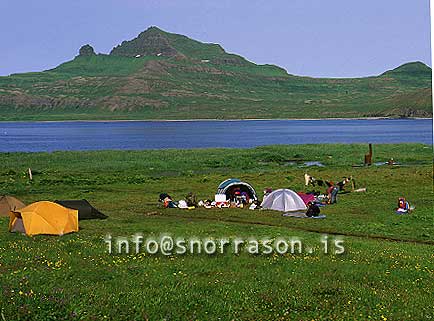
364,144,373,166
28,168,33,180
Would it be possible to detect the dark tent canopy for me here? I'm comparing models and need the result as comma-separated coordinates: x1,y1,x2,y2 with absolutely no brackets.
217,178,258,201
55,199,108,220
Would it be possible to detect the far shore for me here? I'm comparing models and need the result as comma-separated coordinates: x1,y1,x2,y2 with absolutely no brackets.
0,116,432,123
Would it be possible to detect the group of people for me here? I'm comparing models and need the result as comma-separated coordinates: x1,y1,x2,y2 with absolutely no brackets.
158,190,256,210
305,173,414,215
159,174,412,218
159,192,197,209
304,174,356,204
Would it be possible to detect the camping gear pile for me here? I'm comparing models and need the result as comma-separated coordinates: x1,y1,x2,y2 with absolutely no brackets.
1,195,107,237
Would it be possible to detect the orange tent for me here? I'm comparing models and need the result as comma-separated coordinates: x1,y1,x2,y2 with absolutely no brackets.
0,195,26,217
9,201,79,236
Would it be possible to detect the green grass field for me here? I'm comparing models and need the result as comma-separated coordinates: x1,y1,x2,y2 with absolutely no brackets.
0,144,433,320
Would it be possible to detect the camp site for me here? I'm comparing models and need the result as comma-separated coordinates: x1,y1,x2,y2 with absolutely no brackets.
0,143,433,320
1,1,433,319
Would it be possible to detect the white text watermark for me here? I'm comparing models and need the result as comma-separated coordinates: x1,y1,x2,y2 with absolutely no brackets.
104,234,345,256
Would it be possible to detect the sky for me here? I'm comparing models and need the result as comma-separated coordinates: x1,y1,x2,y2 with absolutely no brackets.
0,0,431,77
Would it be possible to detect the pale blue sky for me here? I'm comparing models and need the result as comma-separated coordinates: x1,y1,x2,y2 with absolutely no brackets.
1,0,431,77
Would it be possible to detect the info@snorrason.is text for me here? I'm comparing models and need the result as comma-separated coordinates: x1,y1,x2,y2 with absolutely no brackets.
104,234,345,256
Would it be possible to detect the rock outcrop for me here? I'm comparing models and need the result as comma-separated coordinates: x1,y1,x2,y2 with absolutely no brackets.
79,44,96,57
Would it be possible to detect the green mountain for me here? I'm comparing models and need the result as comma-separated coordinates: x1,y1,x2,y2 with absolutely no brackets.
382,61,432,77
0,26,431,120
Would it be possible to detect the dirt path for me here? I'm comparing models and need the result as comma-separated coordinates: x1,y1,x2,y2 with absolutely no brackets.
156,213,434,246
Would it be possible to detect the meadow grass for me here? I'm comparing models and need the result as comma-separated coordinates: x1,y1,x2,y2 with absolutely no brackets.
0,144,433,320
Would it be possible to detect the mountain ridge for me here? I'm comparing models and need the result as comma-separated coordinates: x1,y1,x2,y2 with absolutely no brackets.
0,26,431,121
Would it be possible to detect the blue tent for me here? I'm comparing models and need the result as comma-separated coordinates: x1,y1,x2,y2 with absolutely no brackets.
217,178,258,201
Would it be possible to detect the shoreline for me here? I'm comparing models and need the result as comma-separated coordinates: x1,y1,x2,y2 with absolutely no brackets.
0,117,432,123
1,142,432,154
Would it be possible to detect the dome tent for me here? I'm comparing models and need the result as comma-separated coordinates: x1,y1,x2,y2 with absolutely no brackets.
0,195,26,217
261,189,307,212
55,199,108,220
9,201,79,236
217,178,258,201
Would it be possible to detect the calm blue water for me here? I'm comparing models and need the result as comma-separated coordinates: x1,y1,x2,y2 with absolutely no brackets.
0,119,432,152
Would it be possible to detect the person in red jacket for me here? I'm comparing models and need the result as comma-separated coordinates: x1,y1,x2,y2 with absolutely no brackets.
326,181,339,204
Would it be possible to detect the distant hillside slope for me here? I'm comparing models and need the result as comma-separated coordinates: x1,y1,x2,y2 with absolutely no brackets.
0,27,431,121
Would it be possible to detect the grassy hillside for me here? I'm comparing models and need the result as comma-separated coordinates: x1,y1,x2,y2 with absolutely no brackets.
0,27,432,121
0,144,433,319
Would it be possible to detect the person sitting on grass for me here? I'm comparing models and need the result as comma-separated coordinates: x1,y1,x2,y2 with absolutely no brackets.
185,192,197,207
306,201,320,217
396,197,414,214
159,193,177,208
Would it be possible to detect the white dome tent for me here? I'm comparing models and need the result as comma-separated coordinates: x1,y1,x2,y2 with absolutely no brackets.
261,189,307,212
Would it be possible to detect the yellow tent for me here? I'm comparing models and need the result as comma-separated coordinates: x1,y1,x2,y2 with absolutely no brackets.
0,195,26,217
9,201,79,236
